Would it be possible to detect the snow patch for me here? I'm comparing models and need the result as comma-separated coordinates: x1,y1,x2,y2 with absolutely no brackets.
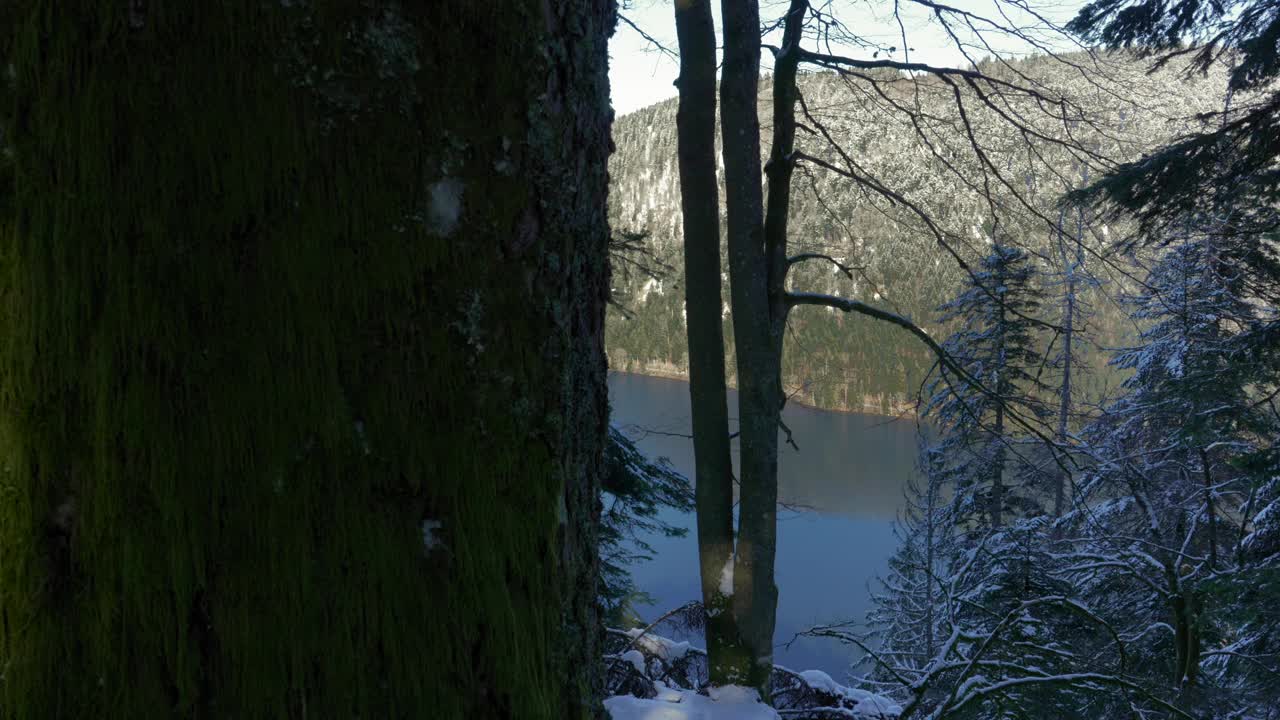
621,649,646,674
625,629,692,662
848,690,903,719
638,277,664,303
718,556,734,596
421,519,443,553
799,669,840,695
796,670,902,718
427,178,464,236
605,685,779,720
655,684,685,703
707,685,762,704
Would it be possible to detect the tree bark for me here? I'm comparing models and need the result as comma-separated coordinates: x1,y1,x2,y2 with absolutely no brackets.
1054,217,1075,518
993,402,1007,528
992,288,1008,529
669,0,810,694
0,2,612,717
721,0,782,693
1170,573,1202,689
1054,171,1087,518
673,0,746,685
1200,448,1220,571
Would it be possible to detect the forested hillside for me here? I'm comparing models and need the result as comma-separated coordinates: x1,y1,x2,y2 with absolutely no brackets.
606,0,1280,715
607,54,1226,415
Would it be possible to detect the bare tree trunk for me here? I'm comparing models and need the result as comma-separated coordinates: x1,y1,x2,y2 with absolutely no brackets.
1199,448,1220,571
1169,567,1202,689
992,403,1006,528
765,0,806,331
1164,513,1201,690
674,0,810,693
991,295,1007,529
763,0,808,430
1054,170,1088,518
1053,218,1075,518
1236,482,1259,569
924,474,939,659
720,0,781,693
673,0,746,686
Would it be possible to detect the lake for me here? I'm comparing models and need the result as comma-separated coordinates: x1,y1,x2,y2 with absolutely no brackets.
608,371,920,680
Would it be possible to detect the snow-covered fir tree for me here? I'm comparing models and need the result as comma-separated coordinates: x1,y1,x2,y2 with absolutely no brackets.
864,444,956,678
1060,220,1279,716
1044,192,1099,517
924,244,1052,531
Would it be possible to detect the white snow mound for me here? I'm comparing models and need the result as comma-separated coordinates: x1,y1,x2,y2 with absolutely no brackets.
605,684,780,720
624,629,691,662
797,669,903,718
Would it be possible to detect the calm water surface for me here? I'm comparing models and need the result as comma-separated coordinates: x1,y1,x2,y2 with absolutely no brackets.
608,372,920,679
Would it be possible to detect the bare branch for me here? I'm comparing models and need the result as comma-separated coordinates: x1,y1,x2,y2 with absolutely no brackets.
787,251,859,279
616,12,678,62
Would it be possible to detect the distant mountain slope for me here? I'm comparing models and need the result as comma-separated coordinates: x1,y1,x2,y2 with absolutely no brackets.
606,54,1228,415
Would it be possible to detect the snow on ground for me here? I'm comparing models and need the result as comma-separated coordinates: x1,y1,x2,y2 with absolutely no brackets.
797,670,903,718
605,629,901,719
605,683,780,720
604,673,902,720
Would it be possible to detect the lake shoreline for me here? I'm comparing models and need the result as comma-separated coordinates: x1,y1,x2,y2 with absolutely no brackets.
607,365,919,423
610,372,918,677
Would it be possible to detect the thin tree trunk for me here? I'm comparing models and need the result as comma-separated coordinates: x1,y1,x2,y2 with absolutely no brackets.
1169,570,1202,688
673,0,746,685
1054,217,1075,518
924,475,938,659
765,0,806,330
992,403,1006,528
1054,170,1088,517
992,293,1007,529
1166,514,1201,690
1200,448,1220,571
1236,482,1259,569
721,0,780,693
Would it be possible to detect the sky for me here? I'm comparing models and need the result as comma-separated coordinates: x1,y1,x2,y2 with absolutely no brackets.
609,0,1084,116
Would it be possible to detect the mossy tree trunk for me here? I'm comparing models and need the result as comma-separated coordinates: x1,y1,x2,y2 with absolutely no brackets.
0,2,612,718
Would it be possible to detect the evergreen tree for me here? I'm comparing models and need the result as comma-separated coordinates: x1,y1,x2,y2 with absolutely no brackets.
1111,230,1260,483
599,427,696,627
865,445,955,678
1062,222,1275,713
1063,5,1280,701
1045,181,1100,517
924,244,1052,530
1069,0,1280,239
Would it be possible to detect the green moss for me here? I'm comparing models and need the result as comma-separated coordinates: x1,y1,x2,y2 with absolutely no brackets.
0,1,611,717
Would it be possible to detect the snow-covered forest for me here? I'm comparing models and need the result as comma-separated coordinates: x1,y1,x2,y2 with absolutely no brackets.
600,0,1280,718
606,56,1227,415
